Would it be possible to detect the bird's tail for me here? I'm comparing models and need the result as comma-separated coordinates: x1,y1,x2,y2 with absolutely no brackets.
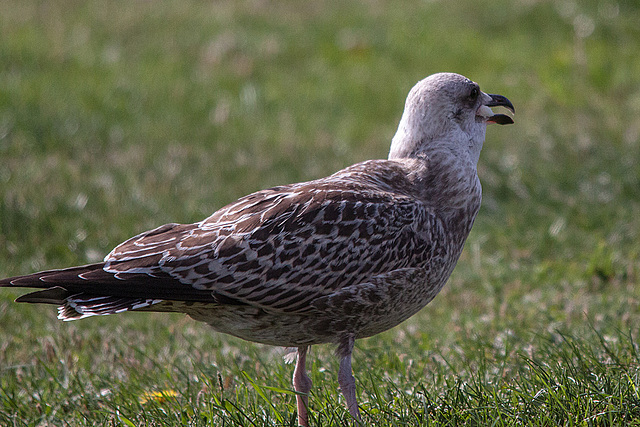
1,263,108,301
0,263,202,320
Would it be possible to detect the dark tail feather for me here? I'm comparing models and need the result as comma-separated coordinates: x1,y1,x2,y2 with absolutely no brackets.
0,263,109,288
15,287,69,304
1,262,216,320
1,262,215,301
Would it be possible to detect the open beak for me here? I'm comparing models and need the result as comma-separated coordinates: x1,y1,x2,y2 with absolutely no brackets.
477,93,515,125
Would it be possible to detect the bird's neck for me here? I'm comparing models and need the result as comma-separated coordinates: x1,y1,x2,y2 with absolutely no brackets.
394,142,482,215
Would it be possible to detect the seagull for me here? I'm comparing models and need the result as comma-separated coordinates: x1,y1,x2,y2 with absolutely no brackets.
0,72,513,426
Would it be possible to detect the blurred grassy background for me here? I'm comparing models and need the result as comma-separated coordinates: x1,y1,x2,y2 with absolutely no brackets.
1,0,640,425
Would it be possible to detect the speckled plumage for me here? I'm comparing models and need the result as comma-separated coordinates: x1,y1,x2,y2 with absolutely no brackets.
1,72,514,426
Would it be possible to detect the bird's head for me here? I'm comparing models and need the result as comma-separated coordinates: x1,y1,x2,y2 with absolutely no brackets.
389,73,514,164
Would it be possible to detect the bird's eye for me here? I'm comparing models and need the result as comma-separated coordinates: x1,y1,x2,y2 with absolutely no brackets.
469,87,479,100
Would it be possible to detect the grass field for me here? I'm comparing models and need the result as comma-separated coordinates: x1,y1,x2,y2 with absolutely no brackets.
1,0,640,425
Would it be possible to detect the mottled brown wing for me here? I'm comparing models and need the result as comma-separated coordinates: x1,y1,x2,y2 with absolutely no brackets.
105,163,439,314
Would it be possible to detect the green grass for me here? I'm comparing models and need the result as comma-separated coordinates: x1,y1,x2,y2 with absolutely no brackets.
1,0,640,425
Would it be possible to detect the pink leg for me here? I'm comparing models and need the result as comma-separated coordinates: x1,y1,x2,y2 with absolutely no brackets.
293,346,313,426
338,337,362,424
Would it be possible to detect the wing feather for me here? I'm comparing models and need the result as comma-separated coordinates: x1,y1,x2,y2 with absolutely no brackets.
101,160,438,313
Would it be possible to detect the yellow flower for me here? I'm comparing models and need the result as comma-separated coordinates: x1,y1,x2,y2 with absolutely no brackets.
139,390,178,404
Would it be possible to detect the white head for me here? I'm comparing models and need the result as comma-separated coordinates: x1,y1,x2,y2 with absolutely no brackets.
389,73,514,165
